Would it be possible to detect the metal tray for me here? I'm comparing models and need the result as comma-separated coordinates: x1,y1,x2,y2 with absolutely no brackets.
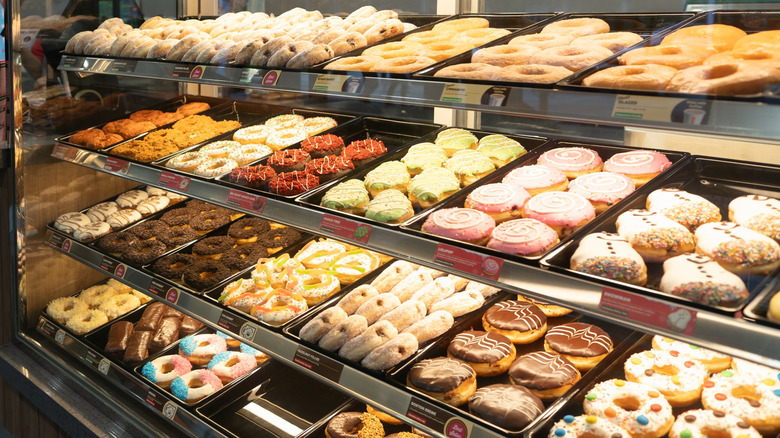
298,128,547,228
559,11,780,101
416,12,696,87
743,276,780,328
401,140,688,264
217,116,443,200
540,156,780,314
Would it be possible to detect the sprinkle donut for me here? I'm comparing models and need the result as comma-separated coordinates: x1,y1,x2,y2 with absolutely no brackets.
571,232,647,285
141,354,192,389
207,351,257,384
170,369,223,403
647,188,721,232
178,334,228,366
701,369,780,435
549,414,631,438
728,195,780,241
624,349,708,407
288,268,341,305
669,409,762,438
651,335,731,373
583,379,674,438
250,289,307,325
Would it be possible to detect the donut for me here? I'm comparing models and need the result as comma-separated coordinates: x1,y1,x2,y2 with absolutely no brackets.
363,18,405,45
423,42,472,62
429,290,485,317
287,43,334,69
407,167,460,209
288,268,340,305
183,259,231,290
482,300,547,344
694,221,780,275
251,289,307,325
298,117,338,137
701,369,780,435
477,134,527,168
121,239,166,265
160,208,194,227
233,125,269,145
523,191,596,238
354,293,401,325
299,307,348,343
733,29,780,51
542,18,610,37
468,384,544,431
165,152,207,173
325,412,384,438
300,134,344,158
249,36,293,67
98,293,141,320
220,243,268,271
584,379,674,438
447,330,516,377
618,45,711,70
328,32,368,57
365,189,414,224
47,297,89,324
571,232,647,285
663,253,749,306
226,218,270,245
363,41,423,59
515,294,571,317
238,343,270,365
338,320,398,362
465,183,530,224
432,17,489,33
626,348,709,407
192,158,238,178
318,314,368,352
444,149,496,186
369,56,436,74
361,332,418,371
544,322,613,372
510,351,581,401
207,351,257,384
407,357,476,407
409,277,455,311
336,284,379,315
549,414,632,438
199,140,240,158
422,207,496,245
141,354,192,389
170,369,223,403
189,210,231,234
729,195,780,241
472,45,540,67
651,335,731,373
116,189,149,208
568,172,635,214
65,309,109,335
377,300,427,332
454,28,511,48
666,62,780,95
345,6,377,24
583,64,678,92
502,164,569,196
401,310,454,345
538,147,604,179
136,195,170,216
294,240,347,270
486,218,559,257
178,333,227,366
572,32,644,53
265,128,308,151
660,24,747,53
151,253,196,280
192,236,235,260
615,210,695,263
86,202,119,223
603,150,672,187
401,143,449,176
509,33,575,49
342,138,387,166
669,409,762,438
363,161,410,198
78,284,116,309
403,29,456,45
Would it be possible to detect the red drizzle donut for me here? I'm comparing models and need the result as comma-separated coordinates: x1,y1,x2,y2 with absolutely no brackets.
228,165,277,188
304,154,355,181
544,322,613,372
267,149,311,173
268,171,319,196
301,134,345,158
342,138,387,165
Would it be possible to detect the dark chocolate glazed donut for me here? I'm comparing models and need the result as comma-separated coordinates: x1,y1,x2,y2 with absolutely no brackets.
408,357,475,393
545,322,613,357
483,300,546,331
468,384,544,431
447,330,513,364
508,351,579,390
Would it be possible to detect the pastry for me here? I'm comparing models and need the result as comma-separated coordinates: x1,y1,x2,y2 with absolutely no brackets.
661,253,748,306
647,188,721,231
365,189,414,224
502,164,569,196
447,330,516,377
509,351,581,400
523,191,595,238
694,221,780,275
406,357,476,407
571,232,648,285
465,183,531,224
407,167,461,209
482,300,547,344
615,209,695,263
728,194,780,241
544,322,613,372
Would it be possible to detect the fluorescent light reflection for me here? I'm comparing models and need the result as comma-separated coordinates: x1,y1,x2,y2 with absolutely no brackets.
240,402,303,437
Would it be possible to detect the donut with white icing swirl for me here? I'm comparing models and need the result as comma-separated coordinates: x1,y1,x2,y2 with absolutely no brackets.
488,218,559,256
523,191,595,238
603,150,671,187
568,172,635,214
537,147,603,179
422,207,495,245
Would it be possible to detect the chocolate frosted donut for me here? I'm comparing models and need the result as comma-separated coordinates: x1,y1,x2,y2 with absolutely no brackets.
258,227,303,249
221,243,269,270
407,357,476,406
508,351,580,400
447,330,516,377
227,218,271,243
482,300,547,344
122,239,167,265
158,226,198,247
468,384,544,431
192,236,235,259
544,322,613,372
189,211,230,233
326,412,362,438
96,231,139,254
183,259,231,290
151,253,196,279
160,208,194,227
130,220,167,240
186,200,232,216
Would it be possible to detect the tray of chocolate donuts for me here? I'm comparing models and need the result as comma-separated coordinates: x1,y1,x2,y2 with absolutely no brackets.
298,399,432,438
401,140,688,264
48,185,188,245
528,334,780,438
383,296,643,436
195,360,355,438
217,116,443,199
560,11,780,101
143,214,311,296
155,105,358,180
284,258,509,378
299,127,547,228
415,12,696,87
541,156,780,314
319,13,560,77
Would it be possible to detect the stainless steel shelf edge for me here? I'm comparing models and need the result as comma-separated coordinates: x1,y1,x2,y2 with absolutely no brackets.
58,56,780,142
49,145,780,365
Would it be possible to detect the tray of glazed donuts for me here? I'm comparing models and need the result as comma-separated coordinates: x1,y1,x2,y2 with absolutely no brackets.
156,106,358,180
321,13,559,76
49,185,188,244
384,297,643,436
285,259,509,376
217,116,442,199
299,127,547,227
541,156,780,313
299,399,432,438
143,214,311,296
416,12,695,86
561,11,780,100
207,238,391,330
529,334,780,438
401,141,687,263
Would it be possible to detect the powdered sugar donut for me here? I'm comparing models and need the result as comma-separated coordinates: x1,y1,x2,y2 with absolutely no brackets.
571,232,647,285
651,335,731,373
583,379,674,438
603,150,672,187
568,172,635,213
429,290,484,318
728,194,780,241
625,349,708,407
502,164,569,196
694,221,780,275
523,191,595,238
669,409,762,438
537,147,604,179
701,369,780,435
660,254,748,306
616,210,695,263
647,188,721,231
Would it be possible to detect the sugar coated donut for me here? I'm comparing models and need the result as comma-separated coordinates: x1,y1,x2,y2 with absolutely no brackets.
430,290,484,317
701,369,780,435
369,56,436,74
401,310,454,345
433,63,500,80
583,65,678,91
523,191,596,238
625,349,708,407
669,409,762,438
299,307,348,343
568,172,635,214
550,414,631,438
511,352,581,401
361,332,418,370
318,314,368,352
170,369,223,403
541,18,610,37
65,309,109,335
544,322,613,372
338,320,398,362
472,45,540,67
571,232,647,286
531,45,614,72
510,33,575,49
491,64,573,83
337,284,380,314
603,150,672,187
178,333,227,366
666,63,780,95
583,379,674,438
572,32,643,53
141,354,192,389
47,297,88,324
207,351,257,384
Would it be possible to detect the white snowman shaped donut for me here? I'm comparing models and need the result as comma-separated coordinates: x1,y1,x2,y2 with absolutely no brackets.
660,253,748,306
694,221,780,275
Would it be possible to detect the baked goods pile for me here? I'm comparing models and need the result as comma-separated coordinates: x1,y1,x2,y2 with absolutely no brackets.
46,279,151,335
433,17,641,82
570,190,780,306
67,102,211,150
326,17,511,74
53,186,187,243
584,24,780,94
65,7,417,68
548,335,780,438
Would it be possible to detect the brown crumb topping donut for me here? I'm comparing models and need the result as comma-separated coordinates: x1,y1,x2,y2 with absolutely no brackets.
129,220,167,240
121,239,167,265
160,208,195,227
183,259,231,290
258,227,303,250
228,218,271,240
221,243,269,270
151,253,196,279
192,236,235,258
326,412,384,438
189,211,231,233
96,231,139,254
186,200,232,216
158,226,198,247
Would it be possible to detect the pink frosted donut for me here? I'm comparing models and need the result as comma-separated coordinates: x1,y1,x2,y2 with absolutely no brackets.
422,208,496,245
140,354,192,389
537,147,603,179
465,183,531,224
568,172,635,214
603,150,672,187
487,218,560,256
502,164,569,196
523,191,595,237
207,351,257,384
170,369,223,403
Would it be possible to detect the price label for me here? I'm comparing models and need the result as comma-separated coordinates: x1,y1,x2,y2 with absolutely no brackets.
433,244,503,281
319,214,371,244
48,234,71,252
51,144,78,160
145,390,178,420
55,329,67,345
225,189,266,213
440,84,510,107
110,60,137,73
217,311,259,340
312,74,364,93
157,171,191,192
612,95,711,125
600,287,697,335
61,56,86,69
103,157,130,174
240,69,281,86
293,346,344,383
172,64,205,79
84,349,110,375
148,279,178,302
407,397,471,438
38,319,59,337
99,257,126,278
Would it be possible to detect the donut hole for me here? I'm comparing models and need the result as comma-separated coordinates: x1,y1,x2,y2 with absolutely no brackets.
225,357,240,367
708,64,738,79
188,377,205,389
652,364,679,376
700,427,733,438
613,396,642,411
161,363,175,373
731,384,761,403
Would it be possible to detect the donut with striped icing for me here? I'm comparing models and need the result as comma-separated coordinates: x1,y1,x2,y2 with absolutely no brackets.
407,356,476,407
537,147,603,179
510,351,581,400
482,300,547,344
544,322,613,372
487,218,559,256
523,191,595,238
207,351,257,384
447,330,516,377
468,384,544,431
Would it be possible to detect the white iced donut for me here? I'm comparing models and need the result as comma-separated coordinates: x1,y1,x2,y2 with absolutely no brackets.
647,188,722,231
660,254,748,306
669,409,762,438
694,221,780,275
651,335,731,373
701,369,780,435
624,349,708,407
583,379,674,438
728,194,780,241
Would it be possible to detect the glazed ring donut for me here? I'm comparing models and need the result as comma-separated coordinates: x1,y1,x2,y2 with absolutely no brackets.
207,351,257,384
624,350,708,407
705,47,780,66
299,307,348,343
454,28,512,48
233,125,270,145
666,63,780,95
65,309,109,335
432,17,489,33
363,41,423,59
369,56,436,74
530,45,614,71
701,369,780,435
583,379,674,438
328,32,368,57
98,293,141,320
338,320,398,362
509,33,575,49
550,414,632,438
583,64,678,90
402,29,455,45
140,354,192,389
541,18,610,37
618,45,710,69
669,409,763,438
361,332,418,370
287,43,334,69
364,18,405,45
47,297,88,324
170,369,223,403
571,32,644,53
472,45,541,67
65,31,94,54
492,64,573,83
423,42,473,62
325,412,384,438
250,289,308,325
324,55,383,72
318,314,368,352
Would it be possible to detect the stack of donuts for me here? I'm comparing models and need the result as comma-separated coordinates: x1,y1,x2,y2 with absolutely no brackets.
434,17,642,83
584,24,780,94
64,6,417,68
548,335,780,438
325,17,511,74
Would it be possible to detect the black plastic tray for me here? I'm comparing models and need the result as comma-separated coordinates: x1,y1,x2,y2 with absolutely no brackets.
298,398,421,438
541,156,780,314
416,12,696,87
559,11,780,101
401,140,688,264
298,128,547,228
217,116,443,200
743,276,780,328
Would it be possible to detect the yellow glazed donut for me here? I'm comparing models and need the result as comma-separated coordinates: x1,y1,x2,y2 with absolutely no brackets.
701,369,780,435
432,17,489,33
624,350,708,407
669,409,762,438
542,18,610,37
583,379,674,438
618,45,714,69
509,33,575,49
582,65,678,91
492,64,573,83
666,63,780,95
472,45,540,67
363,41,423,59
325,55,383,72
571,32,644,53
530,45,614,71
454,28,511,48
369,56,437,74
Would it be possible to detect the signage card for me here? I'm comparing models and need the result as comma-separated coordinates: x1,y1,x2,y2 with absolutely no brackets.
99,257,126,278
433,244,502,281
226,189,266,213
51,144,78,160
292,346,344,383
406,397,471,438
157,171,191,192
319,214,371,244
599,287,697,335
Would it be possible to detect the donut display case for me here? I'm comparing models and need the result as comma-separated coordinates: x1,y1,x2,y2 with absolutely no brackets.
4,1,780,438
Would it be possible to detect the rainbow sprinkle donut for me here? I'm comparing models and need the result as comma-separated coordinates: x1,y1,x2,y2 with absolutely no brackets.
701,369,780,435
669,409,762,438
583,379,674,438
550,414,631,438
624,350,708,407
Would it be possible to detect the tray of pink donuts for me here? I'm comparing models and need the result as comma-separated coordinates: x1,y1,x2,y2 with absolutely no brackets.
541,156,780,314
560,11,780,101
382,296,643,436
528,333,780,438
415,12,696,87
400,140,688,264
